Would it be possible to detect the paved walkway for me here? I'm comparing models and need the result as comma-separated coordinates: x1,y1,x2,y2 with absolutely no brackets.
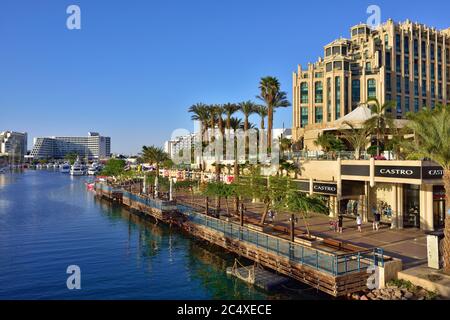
177,194,428,269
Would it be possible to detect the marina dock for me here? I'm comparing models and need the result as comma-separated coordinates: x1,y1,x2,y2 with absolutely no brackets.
94,181,385,297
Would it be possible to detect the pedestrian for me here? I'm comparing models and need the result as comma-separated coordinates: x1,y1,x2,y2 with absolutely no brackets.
268,210,274,223
373,210,381,231
356,214,362,232
338,214,343,233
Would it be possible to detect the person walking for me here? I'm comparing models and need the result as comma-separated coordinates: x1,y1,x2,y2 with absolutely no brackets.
373,210,381,231
356,214,362,233
338,214,343,234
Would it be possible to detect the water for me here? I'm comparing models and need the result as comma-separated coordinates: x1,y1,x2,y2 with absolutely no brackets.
0,170,323,300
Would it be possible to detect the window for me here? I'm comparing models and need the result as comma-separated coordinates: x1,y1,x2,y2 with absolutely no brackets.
414,59,419,77
396,34,401,53
345,76,349,115
438,67,442,81
421,41,426,58
385,51,392,71
332,46,340,55
315,107,323,124
438,46,442,61
315,82,323,103
386,93,392,112
327,78,332,122
422,80,427,96
334,61,342,70
414,39,419,57
404,57,409,75
315,72,323,78
405,97,410,112
431,44,435,60
431,63,435,80
385,73,391,92
326,63,332,72
301,107,308,128
414,98,419,112
342,47,347,55
335,77,341,119
414,80,419,96
396,75,402,92
404,36,409,54
396,95,402,114
326,47,332,57
431,82,435,97
367,79,376,98
300,83,308,104
366,62,372,72
352,80,361,102
405,77,410,94
396,55,401,73
384,34,389,46
422,99,427,109
422,62,426,78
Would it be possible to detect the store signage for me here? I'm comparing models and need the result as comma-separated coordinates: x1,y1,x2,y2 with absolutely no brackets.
294,180,310,192
313,183,337,195
375,166,421,179
341,165,370,176
422,167,444,179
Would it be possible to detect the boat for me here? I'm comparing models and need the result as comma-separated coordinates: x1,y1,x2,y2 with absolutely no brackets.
70,159,84,176
60,163,71,174
87,162,101,175
36,164,43,169
46,163,54,169
53,163,60,170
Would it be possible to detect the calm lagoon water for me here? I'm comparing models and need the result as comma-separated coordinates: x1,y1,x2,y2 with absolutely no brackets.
0,170,322,300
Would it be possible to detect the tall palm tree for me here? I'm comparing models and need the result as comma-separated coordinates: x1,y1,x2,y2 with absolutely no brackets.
239,100,258,156
188,103,210,141
402,104,450,271
256,105,268,130
339,121,370,160
223,103,239,131
257,77,291,150
363,98,396,157
206,104,219,143
142,145,170,198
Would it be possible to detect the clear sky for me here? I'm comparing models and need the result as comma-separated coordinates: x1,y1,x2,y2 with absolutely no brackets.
1,0,449,154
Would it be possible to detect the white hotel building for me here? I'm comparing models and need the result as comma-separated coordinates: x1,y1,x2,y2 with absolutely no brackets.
31,132,111,160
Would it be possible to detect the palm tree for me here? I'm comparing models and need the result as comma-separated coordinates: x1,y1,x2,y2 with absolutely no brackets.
239,100,258,156
339,121,370,160
188,103,210,141
363,98,396,157
256,105,268,130
257,77,291,150
223,103,239,131
142,145,170,198
402,104,450,271
206,104,219,142
229,117,242,131
285,190,329,241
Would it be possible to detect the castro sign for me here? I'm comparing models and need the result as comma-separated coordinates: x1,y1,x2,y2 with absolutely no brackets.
422,167,444,179
313,183,337,195
375,166,421,179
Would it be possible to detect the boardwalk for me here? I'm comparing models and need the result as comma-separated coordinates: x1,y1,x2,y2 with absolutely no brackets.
176,194,427,269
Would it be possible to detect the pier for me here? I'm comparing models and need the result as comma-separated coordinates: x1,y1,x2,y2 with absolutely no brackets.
94,181,385,297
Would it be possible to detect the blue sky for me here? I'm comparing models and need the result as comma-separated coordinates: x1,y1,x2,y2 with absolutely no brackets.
1,0,449,154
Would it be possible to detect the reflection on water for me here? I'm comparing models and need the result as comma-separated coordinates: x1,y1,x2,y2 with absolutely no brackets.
0,170,326,300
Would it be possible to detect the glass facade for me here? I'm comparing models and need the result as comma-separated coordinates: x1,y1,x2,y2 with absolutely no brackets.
301,83,308,104
315,106,323,124
300,107,308,128
367,79,376,98
335,77,341,119
315,81,323,103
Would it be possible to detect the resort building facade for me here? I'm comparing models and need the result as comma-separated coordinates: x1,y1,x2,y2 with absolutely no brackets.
0,131,28,160
31,132,111,160
292,19,450,149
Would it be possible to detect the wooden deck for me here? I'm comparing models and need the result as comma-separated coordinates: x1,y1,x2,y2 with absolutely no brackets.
94,182,380,297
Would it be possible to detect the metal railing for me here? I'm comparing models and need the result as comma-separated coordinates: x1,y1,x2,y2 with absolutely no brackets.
178,204,383,276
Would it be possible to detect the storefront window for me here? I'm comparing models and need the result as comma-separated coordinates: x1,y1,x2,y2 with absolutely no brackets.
433,186,446,229
404,184,420,228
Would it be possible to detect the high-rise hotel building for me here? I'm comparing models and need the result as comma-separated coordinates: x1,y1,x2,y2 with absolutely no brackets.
31,132,111,160
293,19,450,148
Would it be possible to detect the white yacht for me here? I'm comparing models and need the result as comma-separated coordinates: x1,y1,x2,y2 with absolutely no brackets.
60,163,71,174
70,159,84,176
87,162,101,175
53,163,60,170
46,163,54,169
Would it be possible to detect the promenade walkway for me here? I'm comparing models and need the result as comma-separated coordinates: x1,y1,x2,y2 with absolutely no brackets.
176,194,427,269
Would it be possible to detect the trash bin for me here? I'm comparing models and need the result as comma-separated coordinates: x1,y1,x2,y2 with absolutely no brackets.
426,231,444,269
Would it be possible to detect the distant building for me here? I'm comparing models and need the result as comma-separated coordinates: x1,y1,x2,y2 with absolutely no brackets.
31,132,111,160
0,131,28,159
164,133,196,159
